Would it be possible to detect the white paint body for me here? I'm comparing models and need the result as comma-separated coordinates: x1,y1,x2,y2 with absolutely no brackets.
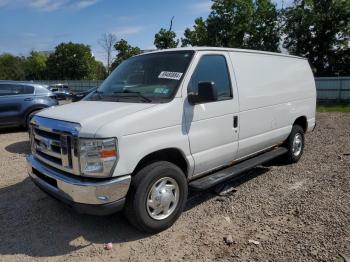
38,47,316,179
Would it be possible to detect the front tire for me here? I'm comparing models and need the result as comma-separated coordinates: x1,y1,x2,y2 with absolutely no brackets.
285,125,305,163
124,161,188,233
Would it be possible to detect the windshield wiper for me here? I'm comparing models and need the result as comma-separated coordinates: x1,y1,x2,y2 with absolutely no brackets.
113,90,152,102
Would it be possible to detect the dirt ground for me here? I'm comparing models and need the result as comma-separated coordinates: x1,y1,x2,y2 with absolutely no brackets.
0,113,349,262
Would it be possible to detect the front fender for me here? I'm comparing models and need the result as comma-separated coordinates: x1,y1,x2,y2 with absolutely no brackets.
112,125,194,178
21,104,50,125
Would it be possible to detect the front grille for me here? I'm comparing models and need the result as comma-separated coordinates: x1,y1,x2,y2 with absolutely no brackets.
29,116,80,175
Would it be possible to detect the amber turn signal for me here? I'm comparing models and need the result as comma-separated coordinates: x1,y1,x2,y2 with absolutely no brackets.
99,149,117,158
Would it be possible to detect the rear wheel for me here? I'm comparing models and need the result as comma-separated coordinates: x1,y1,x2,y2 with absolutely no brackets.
285,125,305,163
124,161,188,233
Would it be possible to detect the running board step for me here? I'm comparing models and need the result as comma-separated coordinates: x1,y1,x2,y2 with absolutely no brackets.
189,147,288,190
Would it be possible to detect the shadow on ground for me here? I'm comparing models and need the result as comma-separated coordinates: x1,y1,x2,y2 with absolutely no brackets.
0,177,148,257
0,126,26,134
0,166,270,258
185,166,270,211
5,140,30,154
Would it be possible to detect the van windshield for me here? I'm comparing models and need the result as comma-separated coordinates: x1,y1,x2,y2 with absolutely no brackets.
85,51,194,103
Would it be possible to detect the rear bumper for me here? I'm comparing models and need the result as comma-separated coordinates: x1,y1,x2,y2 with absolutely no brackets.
27,154,131,215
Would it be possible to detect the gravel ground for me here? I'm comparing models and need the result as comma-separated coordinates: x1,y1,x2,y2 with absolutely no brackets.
0,112,349,262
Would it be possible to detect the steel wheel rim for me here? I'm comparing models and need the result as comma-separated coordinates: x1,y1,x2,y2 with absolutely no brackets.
292,133,303,157
146,177,179,220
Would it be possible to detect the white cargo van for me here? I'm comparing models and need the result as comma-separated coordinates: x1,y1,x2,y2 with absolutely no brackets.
27,47,316,232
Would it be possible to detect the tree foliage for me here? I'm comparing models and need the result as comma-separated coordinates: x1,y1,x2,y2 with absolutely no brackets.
111,39,141,70
245,0,280,51
182,18,209,47
91,60,108,80
154,28,179,49
182,0,280,52
0,43,107,80
46,42,99,80
0,53,25,80
283,0,350,76
1,1,349,79
154,17,179,49
24,51,48,80
206,0,254,47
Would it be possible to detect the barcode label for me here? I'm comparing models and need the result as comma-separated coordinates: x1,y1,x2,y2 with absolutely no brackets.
158,71,183,80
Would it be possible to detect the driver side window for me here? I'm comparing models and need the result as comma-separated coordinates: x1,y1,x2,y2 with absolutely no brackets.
189,55,232,101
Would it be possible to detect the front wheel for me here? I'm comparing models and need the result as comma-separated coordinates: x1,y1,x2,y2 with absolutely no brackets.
124,161,188,233
285,125,305,163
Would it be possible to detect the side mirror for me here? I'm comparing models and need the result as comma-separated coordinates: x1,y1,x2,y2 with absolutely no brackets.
188,81,217,105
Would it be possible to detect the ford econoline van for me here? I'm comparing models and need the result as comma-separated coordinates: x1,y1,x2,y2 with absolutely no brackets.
27,47,316,233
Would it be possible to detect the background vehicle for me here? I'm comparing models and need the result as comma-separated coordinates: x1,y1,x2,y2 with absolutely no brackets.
27,47,316,233
0,81,58,128
48,84,71,100
71,87,97,102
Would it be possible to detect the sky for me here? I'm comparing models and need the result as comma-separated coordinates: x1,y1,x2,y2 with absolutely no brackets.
0,0,291,64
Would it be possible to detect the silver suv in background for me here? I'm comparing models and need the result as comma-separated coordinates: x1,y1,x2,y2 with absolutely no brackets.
0,81,58,128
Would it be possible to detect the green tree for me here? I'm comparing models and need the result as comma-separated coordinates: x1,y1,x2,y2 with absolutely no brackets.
182,17,209,47
111,39,141,70
46,42,96,80
283,0,350,76
154,17,179,49
24,51,48,80
154,29,179,49
206,0,254,47
0,53,25,80
182,0,281,51
91,60,107,80
245,0,280,51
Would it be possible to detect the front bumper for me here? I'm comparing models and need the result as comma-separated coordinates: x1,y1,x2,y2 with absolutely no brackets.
27,154,131,215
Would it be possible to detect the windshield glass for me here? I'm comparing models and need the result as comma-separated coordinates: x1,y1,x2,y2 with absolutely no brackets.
85,50,194,103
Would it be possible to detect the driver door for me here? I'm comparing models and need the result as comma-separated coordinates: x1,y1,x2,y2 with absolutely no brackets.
183,52,239,176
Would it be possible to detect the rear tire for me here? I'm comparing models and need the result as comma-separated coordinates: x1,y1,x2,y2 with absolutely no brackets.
124,161,188,233
285,125,305,163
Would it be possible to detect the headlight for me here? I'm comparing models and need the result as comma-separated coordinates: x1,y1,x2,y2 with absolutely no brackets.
79,138,118,178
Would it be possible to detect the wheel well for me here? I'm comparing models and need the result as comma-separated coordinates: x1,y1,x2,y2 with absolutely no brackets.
133,148,188,177
24,108,44,126
293,116,308,132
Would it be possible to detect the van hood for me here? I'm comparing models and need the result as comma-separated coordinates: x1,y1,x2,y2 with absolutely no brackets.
37,101,156,137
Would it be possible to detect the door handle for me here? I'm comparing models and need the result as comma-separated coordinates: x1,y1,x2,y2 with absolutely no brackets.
233,116,238,128
24,98,33,101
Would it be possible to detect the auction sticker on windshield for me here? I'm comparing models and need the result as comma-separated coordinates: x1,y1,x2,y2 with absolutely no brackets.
158,71,183,80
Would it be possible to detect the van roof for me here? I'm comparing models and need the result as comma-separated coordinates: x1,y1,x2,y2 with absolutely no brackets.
138,47,307,60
